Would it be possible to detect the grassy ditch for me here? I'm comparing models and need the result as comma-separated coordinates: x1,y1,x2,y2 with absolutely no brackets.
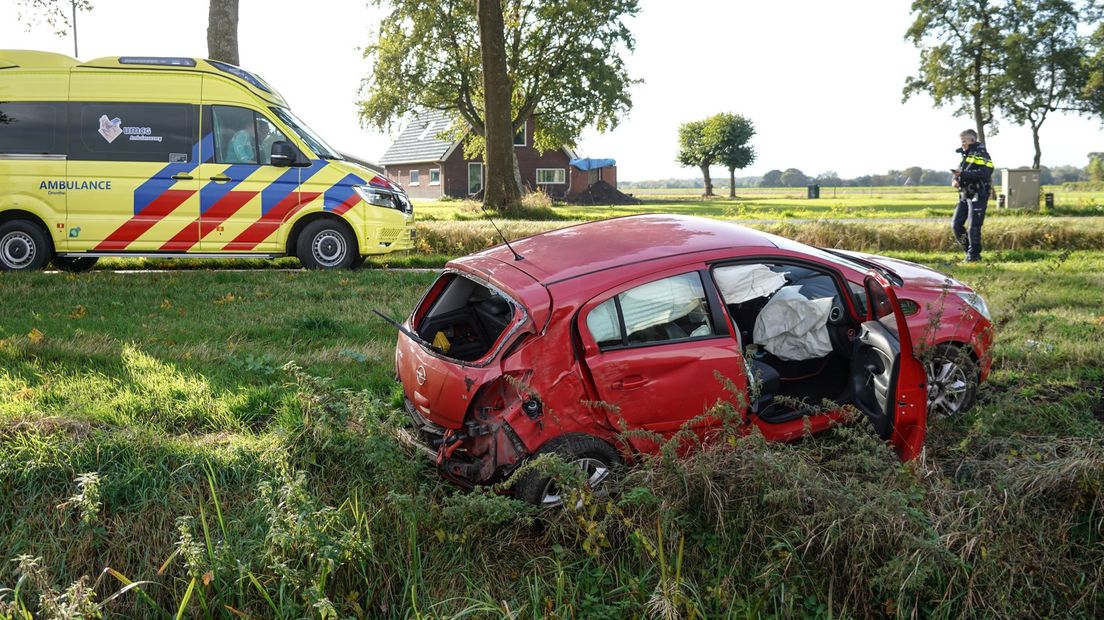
1,253,1102,617
412,217,1104,258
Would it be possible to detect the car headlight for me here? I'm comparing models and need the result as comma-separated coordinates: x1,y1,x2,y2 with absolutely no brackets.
955,291,991,321
354,185,397,209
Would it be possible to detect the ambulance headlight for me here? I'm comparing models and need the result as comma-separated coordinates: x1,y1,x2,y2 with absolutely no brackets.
354,185,397,209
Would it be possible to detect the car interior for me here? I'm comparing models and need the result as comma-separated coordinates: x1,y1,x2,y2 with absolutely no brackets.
415,275,515,362
713,262,864,423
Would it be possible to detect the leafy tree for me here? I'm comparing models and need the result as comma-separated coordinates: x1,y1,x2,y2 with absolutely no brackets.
713,114,756,198
15,0,93,57
676,120,716,196
1089,153,1104,182
904,0,1005,143
903,166,924,185
1083,20,1104,120
780,168,808,188
997,0,1086,169
816,171,842,187
360,0,639,213
760,169,783,188
207,0,240,65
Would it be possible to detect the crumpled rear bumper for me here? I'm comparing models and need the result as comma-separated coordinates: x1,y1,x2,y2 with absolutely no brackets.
403,398,526,489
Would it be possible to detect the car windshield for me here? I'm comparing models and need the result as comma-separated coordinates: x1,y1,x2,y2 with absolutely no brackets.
270,107,342,161
817,248,904,286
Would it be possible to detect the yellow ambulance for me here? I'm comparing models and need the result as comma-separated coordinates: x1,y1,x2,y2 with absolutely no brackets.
0,50,413,271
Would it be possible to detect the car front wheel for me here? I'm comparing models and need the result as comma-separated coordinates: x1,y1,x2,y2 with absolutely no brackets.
925,343,979,416
513,434,621,507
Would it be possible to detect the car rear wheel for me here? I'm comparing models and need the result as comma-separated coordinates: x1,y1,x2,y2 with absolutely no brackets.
52,256,99,273
297,219,358,270
0,220,52,272
925,344,978,416
513,434,621,507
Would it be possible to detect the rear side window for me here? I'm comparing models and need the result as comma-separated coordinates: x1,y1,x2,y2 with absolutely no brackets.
587,272,714,349
415,274,517,362
68,102,196,163
0,102,66,155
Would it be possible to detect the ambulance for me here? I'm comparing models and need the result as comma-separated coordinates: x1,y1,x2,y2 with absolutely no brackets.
0,50,414,271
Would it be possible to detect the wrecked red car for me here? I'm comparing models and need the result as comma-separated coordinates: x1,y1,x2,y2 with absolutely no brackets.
393,215,992,505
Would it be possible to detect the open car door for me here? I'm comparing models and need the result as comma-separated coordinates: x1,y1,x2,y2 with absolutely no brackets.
849,273,928,460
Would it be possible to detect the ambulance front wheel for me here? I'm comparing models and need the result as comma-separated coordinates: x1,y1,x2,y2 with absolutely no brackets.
0,220,53,272
297,219,358,270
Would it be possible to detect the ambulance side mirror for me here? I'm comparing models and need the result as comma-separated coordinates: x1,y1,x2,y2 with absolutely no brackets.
270,141,298,167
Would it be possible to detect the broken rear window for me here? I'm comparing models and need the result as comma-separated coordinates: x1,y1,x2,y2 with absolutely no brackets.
415,274,517,362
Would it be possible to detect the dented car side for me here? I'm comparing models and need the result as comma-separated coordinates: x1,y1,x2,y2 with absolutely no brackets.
393,216,944,497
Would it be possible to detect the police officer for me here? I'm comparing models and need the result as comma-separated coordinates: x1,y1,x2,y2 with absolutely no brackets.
951,129,994,262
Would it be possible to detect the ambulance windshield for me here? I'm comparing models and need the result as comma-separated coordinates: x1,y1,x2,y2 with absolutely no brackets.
271,107,342,161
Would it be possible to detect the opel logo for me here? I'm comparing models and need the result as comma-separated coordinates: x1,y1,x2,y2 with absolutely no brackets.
415,365,427,386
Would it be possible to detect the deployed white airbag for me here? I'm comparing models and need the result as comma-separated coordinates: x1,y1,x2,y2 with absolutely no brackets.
714,264,787,304
753,286,833,361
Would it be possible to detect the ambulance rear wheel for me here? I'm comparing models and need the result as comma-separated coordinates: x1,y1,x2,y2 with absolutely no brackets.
0,220,52,272
52,256,99,273
297,219,357,270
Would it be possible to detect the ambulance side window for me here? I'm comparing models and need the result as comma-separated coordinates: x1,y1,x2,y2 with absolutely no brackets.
211,106,258,165
0,102,66,155
68,102,195,163
254,115,290,165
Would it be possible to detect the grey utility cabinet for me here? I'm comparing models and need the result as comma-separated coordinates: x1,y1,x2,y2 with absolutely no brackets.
1000,168,1040,210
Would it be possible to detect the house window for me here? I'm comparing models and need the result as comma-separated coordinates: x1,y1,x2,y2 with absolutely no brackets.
468,162,484,195
536,168,566,184
429,168,441,185
513,121,527,147
409,169,420,185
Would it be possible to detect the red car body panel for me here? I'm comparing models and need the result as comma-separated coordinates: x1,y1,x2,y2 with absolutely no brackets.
394,216,986,487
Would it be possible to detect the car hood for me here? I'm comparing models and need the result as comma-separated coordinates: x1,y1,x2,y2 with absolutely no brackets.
832,249,973,292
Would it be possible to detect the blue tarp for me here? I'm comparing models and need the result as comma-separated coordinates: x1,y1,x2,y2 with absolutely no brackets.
570,158,616,171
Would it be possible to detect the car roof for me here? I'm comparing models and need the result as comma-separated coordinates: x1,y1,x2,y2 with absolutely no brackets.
465,214,779,284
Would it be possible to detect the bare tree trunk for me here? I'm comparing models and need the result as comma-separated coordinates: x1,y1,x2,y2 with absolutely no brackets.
972,55,986,145
477,0,523,213
700,164,714,197
207,0,240,65
728,167,736,198
1031,122,1042,169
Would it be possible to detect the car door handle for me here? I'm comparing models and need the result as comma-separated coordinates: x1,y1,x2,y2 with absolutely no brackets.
208,174,231,182
171,173,194,181
612,375,647,390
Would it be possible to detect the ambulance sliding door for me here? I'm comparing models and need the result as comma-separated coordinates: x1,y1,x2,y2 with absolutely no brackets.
66,72,201,252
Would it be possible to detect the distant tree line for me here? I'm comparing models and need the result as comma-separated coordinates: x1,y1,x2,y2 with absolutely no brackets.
621,160,1098,190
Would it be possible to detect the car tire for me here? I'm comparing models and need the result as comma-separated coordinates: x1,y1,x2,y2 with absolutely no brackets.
924,343,979,417
0,220,52,272
296,219,357,270
52,256,99,273
513,434,622,508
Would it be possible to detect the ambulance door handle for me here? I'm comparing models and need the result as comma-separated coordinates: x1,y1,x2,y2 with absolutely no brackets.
209,174,231,183
171,173,193,181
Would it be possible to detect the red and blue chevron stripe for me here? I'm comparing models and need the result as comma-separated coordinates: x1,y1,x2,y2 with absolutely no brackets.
96,134,213,251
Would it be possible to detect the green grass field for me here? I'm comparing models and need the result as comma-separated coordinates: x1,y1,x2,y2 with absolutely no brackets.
413,185,1104,222
1,250,1102,617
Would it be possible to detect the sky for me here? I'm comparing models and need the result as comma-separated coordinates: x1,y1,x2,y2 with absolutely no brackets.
2,0,1101,181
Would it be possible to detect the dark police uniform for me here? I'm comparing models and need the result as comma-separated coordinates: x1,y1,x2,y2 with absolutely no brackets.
953,142,994,261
